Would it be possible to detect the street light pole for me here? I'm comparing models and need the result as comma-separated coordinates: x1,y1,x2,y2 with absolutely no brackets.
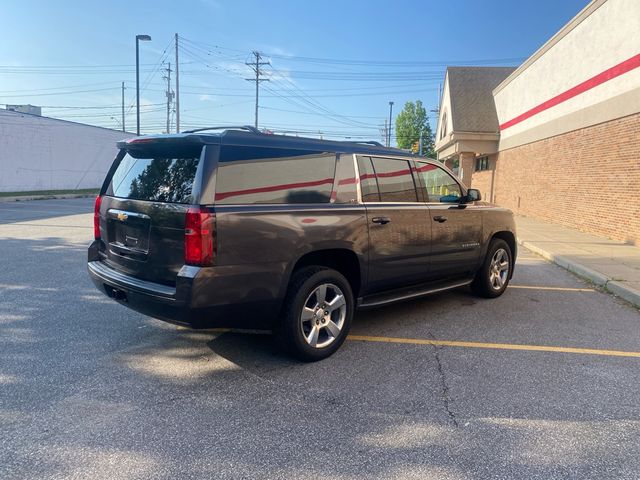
135,34,152,136
121,81,125,133
388,101,394,147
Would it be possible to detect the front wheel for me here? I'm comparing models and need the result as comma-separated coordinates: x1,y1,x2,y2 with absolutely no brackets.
471,239,512,298
277,266,354,362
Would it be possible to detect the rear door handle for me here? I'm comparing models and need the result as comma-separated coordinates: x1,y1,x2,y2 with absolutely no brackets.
372,216,391,225
433,215,448,223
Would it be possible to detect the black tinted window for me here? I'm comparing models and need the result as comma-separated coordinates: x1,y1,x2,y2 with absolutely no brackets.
371,157,417,202
215,147,336,204
357,156,380,202
107,150,201,204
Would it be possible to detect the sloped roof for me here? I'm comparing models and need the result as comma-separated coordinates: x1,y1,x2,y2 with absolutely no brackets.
447,66,517,133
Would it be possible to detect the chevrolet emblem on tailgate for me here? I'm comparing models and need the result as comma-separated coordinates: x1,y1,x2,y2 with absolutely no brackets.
117,212,128,222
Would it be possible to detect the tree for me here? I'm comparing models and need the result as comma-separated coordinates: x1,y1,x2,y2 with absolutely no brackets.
394,100,435,157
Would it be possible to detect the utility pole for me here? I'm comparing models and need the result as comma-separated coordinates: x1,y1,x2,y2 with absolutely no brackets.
381,119,388,146
175,33,180,133
418,129,424,156
121,82,125,133
245,51,270,129
387,101,394,147
163,62,174,134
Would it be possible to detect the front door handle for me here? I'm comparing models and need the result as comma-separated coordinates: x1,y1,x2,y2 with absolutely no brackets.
372,216,391,225
433,215,448,223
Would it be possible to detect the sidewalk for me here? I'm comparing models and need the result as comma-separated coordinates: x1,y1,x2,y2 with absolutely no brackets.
515,215,640,308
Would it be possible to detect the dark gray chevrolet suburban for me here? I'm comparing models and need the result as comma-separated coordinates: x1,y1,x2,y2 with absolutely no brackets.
88,126,516,361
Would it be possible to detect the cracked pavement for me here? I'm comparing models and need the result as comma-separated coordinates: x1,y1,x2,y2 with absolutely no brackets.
1,198,640,479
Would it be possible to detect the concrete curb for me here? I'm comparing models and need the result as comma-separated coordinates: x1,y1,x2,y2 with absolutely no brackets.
0,193,96,203
518,239,640,308
606,281,640,308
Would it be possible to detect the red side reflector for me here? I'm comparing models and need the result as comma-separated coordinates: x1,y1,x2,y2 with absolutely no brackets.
184,207,215,266
94,195,103,240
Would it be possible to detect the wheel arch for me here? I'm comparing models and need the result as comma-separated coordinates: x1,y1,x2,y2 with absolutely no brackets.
286,249,364,298
490,230,517,278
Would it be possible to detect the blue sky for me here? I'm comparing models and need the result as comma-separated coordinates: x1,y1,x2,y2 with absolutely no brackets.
1,0,589,142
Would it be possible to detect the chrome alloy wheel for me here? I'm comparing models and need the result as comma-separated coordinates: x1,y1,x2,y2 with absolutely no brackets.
489,248,510,290
300,283,347,349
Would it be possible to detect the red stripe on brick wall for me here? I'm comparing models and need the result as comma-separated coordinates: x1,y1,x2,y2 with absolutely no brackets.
500,53,640,131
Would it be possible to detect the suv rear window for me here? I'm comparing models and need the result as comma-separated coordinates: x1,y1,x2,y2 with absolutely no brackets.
215,147,336,204
106,147,202,204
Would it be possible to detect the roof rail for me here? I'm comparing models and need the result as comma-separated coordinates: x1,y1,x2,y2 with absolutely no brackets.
181,125,261,134
352,140,384,147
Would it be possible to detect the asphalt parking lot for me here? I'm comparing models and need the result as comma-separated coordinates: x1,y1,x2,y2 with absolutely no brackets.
1,198,639,480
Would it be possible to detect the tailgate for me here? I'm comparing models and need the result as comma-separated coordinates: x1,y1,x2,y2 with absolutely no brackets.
101,197,189,286
98,143,204,286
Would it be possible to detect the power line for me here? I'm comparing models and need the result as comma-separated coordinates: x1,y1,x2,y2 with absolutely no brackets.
259,105,387,119
179,37,524,67
1,102,164,110
0,87,121,98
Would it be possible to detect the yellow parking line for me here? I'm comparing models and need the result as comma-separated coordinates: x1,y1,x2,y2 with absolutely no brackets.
509,285,595,292
178,326,639,359
347,335,640,358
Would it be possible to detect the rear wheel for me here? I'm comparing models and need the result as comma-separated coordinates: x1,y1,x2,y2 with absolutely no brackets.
471,239,512,298
277,266,354,361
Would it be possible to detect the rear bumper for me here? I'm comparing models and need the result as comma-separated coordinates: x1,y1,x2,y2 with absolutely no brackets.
87,245,286,329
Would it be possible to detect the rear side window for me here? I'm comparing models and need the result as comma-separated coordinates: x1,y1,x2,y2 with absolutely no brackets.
370,157,418,202
356,156,380,202
106,147,202,204
215,147,336,204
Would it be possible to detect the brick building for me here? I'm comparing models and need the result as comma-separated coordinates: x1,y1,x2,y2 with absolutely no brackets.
435,0,640,245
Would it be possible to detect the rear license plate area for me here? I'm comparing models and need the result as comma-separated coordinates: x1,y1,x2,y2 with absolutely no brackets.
107,209,151,259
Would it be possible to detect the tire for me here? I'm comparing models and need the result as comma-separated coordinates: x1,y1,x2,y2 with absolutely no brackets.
276,266,354,362
471,239,513,298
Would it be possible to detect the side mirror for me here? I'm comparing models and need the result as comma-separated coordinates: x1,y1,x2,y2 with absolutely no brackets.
465,188,482,203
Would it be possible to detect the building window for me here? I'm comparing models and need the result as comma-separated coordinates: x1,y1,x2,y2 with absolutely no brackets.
475,155,490,172
439,111,448,139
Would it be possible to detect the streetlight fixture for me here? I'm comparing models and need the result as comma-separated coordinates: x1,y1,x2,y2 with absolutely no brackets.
135,34,152,135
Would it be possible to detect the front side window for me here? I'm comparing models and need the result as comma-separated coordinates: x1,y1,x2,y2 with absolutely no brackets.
369,157,418,202
414,162,462,203
215,147,336,204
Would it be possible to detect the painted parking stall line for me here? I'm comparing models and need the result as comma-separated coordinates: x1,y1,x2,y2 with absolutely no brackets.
347,335,640,358
177,327,640,359
509,285,596,292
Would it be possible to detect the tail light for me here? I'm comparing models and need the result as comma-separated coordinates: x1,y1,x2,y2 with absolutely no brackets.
184,206,215,266
94,195,103,240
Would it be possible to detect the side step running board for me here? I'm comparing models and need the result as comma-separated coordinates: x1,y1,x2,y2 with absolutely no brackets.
357,280,472,309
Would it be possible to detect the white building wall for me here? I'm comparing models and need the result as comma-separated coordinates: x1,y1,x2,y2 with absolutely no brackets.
435,72,453,144
0,109,135,192
494,0,640,150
